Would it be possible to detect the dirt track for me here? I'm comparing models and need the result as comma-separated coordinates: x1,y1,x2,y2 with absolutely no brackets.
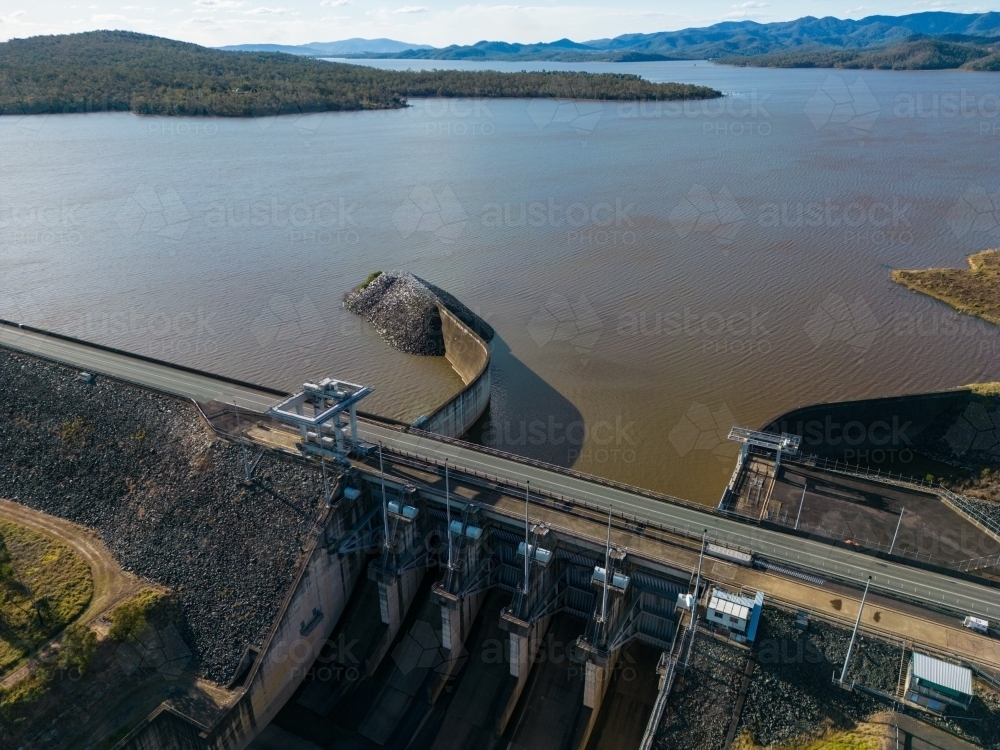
0,498,147,686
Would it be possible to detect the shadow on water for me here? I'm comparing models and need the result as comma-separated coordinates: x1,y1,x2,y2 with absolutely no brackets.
465,334,585,469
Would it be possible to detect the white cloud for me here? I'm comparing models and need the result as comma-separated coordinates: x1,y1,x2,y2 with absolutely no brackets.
393,5,430,12
320,0,351,5
732,1,767,6
244,5,287,13
92,12,128,20
10,10,26,16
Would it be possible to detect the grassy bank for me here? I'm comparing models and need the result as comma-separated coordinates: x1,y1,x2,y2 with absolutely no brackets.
733,723,883,750
0,518,93,674
0,31,721,118
892,249,1000,328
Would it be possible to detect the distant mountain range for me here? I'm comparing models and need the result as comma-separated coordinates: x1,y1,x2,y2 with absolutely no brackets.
218,38,433,56
219,12,1000,62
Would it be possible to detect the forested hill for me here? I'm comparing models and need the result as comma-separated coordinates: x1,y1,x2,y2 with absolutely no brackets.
0,31,720,118
720,35,1000,70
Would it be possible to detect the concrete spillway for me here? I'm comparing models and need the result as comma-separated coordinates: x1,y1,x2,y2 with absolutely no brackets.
247,466,685,750
426,590,514,749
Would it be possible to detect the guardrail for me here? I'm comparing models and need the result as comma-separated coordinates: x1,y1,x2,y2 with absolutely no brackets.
956,553,1000,572
940,487,1000,539
796,455,938,491
379,445,719,556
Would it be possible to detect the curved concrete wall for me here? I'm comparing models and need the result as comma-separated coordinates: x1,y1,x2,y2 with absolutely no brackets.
421,302,491,439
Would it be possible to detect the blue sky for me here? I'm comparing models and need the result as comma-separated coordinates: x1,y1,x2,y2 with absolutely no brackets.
0,1,995,47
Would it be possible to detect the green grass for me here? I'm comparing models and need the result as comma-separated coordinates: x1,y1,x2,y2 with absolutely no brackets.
735,722,883,750
964,382,1000,397
358,271,383,291
0,668,49,721
800,733,880,750
0,519,93,675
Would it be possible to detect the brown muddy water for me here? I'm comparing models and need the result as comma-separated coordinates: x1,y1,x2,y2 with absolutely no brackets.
3,61,1000,503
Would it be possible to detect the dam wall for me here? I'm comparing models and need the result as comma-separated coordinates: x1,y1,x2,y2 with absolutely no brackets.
762,388,997,476
421,302,491,439
114,495,369,750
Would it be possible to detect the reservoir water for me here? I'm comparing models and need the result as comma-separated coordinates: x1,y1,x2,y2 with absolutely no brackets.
3,60,1000,503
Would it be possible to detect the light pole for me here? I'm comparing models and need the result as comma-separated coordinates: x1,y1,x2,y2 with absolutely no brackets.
841,576,872,684
445,460,453,570
889,508,905,555
380,442,389,549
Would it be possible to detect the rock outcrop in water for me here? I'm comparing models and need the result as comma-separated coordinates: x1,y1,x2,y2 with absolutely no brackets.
344,271,493,355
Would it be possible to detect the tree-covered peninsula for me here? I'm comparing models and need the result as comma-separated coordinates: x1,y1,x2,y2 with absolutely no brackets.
0,31,721,117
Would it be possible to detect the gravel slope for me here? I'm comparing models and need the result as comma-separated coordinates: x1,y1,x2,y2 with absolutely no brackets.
344,271,494,355
0,349,324,683
738,608,901,746
654,637,746,750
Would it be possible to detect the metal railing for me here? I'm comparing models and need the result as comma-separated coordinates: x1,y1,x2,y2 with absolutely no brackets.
638,624,689,750
941,487,1000,538
793,523,947,566
797,455,938,491
956,553,1000,572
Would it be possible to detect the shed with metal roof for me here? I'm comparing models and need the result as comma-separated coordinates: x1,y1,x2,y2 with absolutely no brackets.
906,652,973,710
706,587,763,643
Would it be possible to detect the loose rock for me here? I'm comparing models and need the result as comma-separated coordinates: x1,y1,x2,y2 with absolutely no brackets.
0,350,324,684
343,271,493,355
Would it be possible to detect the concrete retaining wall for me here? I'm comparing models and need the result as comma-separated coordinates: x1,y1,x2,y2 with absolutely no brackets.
117,707,208,750
114,501,368,750
498,613,554,735
421,303,491,439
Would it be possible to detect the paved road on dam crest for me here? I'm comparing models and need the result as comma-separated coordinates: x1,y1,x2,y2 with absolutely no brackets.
2,321,998,621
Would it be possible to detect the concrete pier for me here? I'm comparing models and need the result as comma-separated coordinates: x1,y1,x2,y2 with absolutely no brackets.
428,591,514,749
584,641,661,750
504,614,588,750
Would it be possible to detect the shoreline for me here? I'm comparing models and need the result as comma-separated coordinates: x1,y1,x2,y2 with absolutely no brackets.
891,249,1000,329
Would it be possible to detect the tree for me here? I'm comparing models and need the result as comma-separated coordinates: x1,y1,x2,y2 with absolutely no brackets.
108,591,161,641
0,532,13,586
0,533,16,611
58,623,98,674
